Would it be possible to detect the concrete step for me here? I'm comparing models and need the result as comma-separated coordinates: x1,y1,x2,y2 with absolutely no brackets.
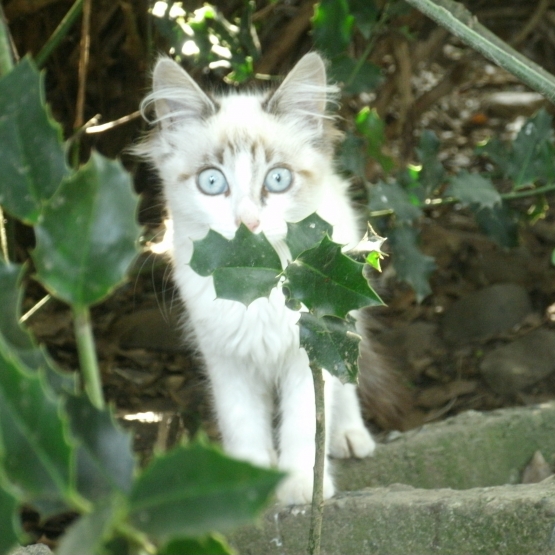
232,402,555,555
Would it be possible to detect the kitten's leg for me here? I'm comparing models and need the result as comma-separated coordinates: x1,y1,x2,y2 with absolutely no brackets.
276,354,335,505
206,358,276,467
329,380,376,459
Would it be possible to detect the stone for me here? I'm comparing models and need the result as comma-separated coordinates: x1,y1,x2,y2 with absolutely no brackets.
480,329,555,395
441,283,532,346
484,91,547,118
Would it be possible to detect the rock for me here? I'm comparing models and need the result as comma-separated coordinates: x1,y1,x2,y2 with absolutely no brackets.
441,283,532,346
10,545,53,555
480,329,555,395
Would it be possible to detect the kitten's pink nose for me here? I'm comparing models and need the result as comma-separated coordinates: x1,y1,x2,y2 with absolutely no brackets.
235,198,260,232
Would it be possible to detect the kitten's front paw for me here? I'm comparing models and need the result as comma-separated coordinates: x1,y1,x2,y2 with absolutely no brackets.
330,427,376,459
276,470,334,505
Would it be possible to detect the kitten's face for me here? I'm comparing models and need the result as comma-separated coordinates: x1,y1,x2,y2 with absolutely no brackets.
139,54,340,243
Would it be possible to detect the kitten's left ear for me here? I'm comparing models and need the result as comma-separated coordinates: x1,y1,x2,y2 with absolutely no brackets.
265,53,334,133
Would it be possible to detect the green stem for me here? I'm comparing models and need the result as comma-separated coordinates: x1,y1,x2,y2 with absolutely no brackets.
308,364,326,555
403,0,555,104
35,0,84,67
73,305,105,409
501,183,555,200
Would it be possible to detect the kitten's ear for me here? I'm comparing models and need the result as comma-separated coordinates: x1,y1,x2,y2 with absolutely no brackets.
143,57,216,126
266,53,334,133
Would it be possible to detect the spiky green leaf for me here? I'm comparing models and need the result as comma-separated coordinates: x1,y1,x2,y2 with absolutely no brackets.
190,224,282,305
444,171,501,209
0,56,69,224
299,313,360,383
285,213,332,259
33,152,139,308
368,181,422,222
129,442,283,541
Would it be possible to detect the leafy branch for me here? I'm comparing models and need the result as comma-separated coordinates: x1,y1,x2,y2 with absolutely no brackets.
190,213,384,554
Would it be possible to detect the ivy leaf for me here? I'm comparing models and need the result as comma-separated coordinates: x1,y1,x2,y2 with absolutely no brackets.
0,336,81,514
284,235,383,319
285,213,332,259
65,395,134,502
0,56,69,224
389,226,435,302
444,171,501,209
128,442,283,541
190,224,282,306
368,181,422,222
0,484,21,555
33,152,140,308
299,313,360,383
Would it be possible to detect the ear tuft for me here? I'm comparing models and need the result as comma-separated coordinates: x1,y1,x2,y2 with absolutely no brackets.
265,53,338,132
141,57,216,127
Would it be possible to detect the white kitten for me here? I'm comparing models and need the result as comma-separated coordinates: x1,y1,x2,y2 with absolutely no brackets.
135,53,378,505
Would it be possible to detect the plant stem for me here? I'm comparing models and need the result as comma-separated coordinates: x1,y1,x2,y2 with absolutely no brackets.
403,0,555,104
308,364,326,555
73,305,105,409
35,0,84,68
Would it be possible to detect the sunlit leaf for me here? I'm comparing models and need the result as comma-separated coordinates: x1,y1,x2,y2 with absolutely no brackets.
33,152,140,308
389,226,435,302
129,442,283,541
284,236,383,319
444,171,501,209
299,313,360,383
312,0,354,58
356,108,393,172
0,56,69,224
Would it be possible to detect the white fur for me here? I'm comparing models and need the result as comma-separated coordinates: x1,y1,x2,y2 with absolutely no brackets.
136,53,375,504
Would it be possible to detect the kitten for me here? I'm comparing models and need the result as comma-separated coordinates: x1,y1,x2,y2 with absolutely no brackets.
135,53,402,505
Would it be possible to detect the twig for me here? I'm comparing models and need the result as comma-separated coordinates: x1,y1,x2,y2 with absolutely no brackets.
511,0,550,48
308,364,326,555
35,0,84,68
74,0,92,130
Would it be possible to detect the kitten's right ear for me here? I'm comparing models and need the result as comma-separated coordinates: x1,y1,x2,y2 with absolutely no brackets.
142,57,216,126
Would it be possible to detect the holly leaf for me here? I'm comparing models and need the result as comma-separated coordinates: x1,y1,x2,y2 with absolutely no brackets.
368,181,422,222
299,313,360,383
312,0,354,58
284,235,383,319
0,484,21,555
128,442,283,541
356,108,393,172
285,213,332,259
444,171,501,209
0,56,69,224
416,130,445,197
65,395,134,502
389,226,435,302
190,224,282,305
33,152,140,308
0,336,81,514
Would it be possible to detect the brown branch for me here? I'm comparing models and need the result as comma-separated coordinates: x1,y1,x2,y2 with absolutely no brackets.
74,0,92,130
254,0,315,76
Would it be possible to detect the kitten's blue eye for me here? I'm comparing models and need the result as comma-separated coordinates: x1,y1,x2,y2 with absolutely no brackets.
264,167,292,193
197,168,228,195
